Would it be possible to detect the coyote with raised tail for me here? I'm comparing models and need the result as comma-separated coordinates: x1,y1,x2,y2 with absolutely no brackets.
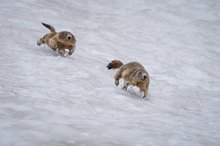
37,23,76,56
107,60,150,98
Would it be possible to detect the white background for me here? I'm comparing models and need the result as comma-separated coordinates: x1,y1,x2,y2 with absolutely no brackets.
0,0,220,145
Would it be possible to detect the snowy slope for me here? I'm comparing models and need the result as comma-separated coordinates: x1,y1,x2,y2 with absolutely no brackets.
0,0,220,146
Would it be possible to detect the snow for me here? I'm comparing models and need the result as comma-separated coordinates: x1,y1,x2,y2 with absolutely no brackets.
0,0,220,145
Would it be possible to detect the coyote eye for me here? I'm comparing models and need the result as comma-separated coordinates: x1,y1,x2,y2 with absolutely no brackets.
138,72,142,76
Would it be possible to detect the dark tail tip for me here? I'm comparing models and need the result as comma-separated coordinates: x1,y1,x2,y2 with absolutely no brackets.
41,22,55,32
106,63,113,70
41,22,50,28
106,60,123,70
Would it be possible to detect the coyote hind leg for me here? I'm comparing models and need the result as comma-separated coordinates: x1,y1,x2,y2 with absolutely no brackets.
114,69,123,86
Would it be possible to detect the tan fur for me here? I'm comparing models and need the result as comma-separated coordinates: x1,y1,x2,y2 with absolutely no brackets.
107,60,150,98
106,60,123,69
37,23,76,56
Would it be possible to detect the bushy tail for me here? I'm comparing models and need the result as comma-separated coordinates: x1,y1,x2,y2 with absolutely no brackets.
41,22,56,32
107,60,123,70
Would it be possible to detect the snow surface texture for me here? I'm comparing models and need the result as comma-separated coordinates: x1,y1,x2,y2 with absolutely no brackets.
0,0,220,146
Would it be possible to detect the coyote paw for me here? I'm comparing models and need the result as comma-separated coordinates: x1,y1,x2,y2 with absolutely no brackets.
63,49,69,56
37,40,41,46
115,80,119,86
122,86,128,90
